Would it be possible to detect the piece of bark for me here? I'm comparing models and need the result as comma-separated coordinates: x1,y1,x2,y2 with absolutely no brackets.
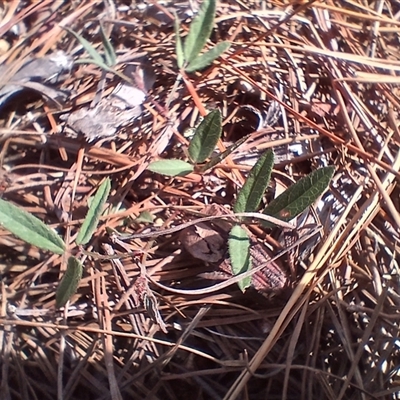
180,205,289,293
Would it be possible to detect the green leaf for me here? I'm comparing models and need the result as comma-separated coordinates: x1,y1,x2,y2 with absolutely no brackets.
99,22,116,67
135,211,155,224
263,166,335,223
64,27,105,66
185,41,230,73
65,28,135,85
147,160,194,177
0,198,65,254
74,58,112,73
184,0,216,64
228,225,252,292
174,13,184,69
76,178,111,245
188,109,222,163
234,149,274,214
56,256,83,308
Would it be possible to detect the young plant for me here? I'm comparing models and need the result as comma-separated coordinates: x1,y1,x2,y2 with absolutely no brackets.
147,109,224,176
175,0,230,73
0,178,111,307
228,153,335,291
64,25,135,86
64,25,116,72
147,103,334,291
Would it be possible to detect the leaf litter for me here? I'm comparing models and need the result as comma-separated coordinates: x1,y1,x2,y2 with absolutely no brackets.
0,1,399,399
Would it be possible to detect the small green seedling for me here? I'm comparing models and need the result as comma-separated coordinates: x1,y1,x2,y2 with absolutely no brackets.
149,100,334,293
147,108,248,177
64,25,116,71
175,0,230,73
0,178,111,307
148,0,334,292
147,106,334,292
64,25,135,86
228,157,334,291
147,109,224,176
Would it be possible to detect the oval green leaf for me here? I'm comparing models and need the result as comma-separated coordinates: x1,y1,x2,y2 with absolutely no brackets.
0,198,65,254
100,22,116,67
185,41,230,73
147,159,194,177
263,166,335,223
135,211,155,224
228,225,252,292
174,13,184,69
188,109,222,163
184,0,216,64
234,149,274,214
76,178,111,245
56,256,83,308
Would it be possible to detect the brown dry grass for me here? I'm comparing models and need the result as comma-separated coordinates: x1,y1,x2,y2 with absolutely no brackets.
1,1,399,399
